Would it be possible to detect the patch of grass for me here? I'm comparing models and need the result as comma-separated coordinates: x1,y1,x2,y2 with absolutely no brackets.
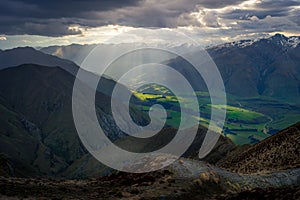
211,104,267,122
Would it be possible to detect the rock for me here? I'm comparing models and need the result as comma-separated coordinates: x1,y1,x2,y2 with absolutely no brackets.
121,191,131,197
199,172,210,182
193,179,203,186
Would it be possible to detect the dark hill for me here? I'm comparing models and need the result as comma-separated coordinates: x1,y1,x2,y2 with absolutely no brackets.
218,121,300,174
0,64,234,178
0,47,78,75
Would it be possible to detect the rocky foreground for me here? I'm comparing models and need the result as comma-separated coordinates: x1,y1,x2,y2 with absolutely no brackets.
1,175,298,200
1,158,300,200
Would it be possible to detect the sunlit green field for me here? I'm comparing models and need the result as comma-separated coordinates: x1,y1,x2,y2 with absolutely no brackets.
133,86,300,145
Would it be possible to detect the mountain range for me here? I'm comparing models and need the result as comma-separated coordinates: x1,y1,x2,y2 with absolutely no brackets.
207,34,300,102
39,34,300,102
0,34,299,199
0,34,299,179
0,55,233,179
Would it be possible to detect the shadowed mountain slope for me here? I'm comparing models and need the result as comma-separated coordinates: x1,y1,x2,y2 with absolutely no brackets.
207,34,300,102
0,47,78,75
218,121,300,174
0,64,234,178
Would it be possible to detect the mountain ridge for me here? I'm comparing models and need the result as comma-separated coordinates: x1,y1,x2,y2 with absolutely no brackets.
206,34,300,102
211,34,300,49
0,47,79,75
217,121,300,174
35,34,300,102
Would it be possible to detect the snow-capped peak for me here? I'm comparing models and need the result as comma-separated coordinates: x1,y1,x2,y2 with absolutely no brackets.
267,34,300,48
287,36,300,48
212,34,300,50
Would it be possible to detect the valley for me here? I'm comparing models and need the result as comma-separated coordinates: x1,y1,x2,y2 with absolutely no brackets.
0,33,299,199
1,0,300,199
132,86,300,145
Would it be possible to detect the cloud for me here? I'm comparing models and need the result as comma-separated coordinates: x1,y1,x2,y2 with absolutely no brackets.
0,0,142,18
0,0,141,36
94,0,244,28
85,0,300,33
0,0,299,42
0,20,83,37
237,15,300,33
186,0,300,34
0,0,246,36
0,36,6,40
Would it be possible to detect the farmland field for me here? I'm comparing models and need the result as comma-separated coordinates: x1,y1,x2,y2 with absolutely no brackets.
131,85,300,145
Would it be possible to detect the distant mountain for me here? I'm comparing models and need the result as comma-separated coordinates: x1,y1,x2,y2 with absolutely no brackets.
0,46,134,99
40,44,97,66
213,34,300,49
40,34,300,103
207,34,300,102
0,47,78,75
162,34,300,103
217,121,300,174
40,43,201,65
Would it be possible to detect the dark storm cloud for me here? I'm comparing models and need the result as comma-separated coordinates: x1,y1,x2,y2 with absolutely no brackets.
0,0,141,18
82,0,300,30
0,0,246,36
0,0,299,36
94,0,245,28
0,0,141,36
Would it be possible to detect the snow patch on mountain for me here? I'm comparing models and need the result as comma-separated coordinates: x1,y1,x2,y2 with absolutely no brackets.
287,36,300,48
212,34,300,50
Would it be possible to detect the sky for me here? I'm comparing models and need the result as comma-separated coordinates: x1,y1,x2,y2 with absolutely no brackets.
0,0,300,49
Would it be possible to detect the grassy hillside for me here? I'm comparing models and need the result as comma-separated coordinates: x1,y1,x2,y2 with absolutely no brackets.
218,121,300,174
